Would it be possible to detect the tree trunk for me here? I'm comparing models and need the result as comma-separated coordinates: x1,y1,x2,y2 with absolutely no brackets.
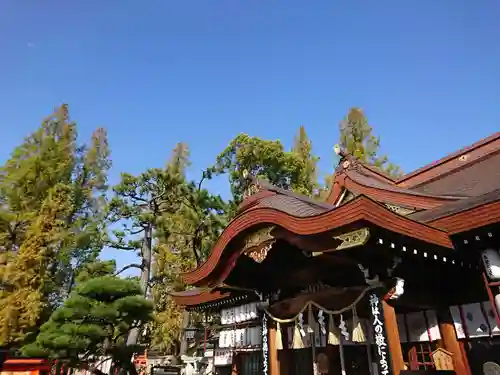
179,310,190,356
126,224,152,346
140,223,152,298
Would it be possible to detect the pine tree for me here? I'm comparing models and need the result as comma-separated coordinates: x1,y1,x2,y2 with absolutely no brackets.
213,133,319,204
339,108,402,177
109,143,227,351
108,143,192,347
23,275,153,375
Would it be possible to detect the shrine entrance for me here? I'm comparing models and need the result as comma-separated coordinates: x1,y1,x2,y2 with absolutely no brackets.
269,288,392,375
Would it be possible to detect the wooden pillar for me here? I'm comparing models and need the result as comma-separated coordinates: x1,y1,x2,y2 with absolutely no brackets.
437,309,470,375
382,300,405,375
269,325,280,375
482,272,500,328
279,324,291,375
231,353,240,375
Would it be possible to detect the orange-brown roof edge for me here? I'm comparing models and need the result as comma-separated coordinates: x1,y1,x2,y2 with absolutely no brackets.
170,288,230,307
397,132,500,184
181,195,453,286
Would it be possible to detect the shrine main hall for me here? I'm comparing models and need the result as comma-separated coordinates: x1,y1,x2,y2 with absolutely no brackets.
172,132,500,375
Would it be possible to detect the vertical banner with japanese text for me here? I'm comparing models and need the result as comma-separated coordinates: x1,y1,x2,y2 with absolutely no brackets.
261,313,269,375
369,293,392,375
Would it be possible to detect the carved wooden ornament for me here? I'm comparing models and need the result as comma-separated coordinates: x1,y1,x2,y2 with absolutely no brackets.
431,348,454,371
243,182,261,199
243,227,276,263
385,204,415,216
333,228,370,250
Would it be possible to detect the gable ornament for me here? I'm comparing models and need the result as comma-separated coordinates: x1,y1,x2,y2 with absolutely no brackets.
243,226,276,263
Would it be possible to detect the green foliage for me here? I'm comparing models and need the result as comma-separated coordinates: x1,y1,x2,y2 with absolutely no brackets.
23,276,153,372
151,145,227,354
213,132,319,203
75,260,117,284
0,105,111,346
0,184,73,345
108,143,227,353
291,125,320,195
339,108,402,177
0,103,402,357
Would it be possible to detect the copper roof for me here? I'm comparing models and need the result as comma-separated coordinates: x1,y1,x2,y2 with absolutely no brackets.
251,194,329,217
238,179,334,217
397,132,500,186
409,151,500,197
346,169,464,200
409,188,500,223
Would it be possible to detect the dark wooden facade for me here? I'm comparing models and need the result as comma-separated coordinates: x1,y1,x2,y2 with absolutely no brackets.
172,132,500,375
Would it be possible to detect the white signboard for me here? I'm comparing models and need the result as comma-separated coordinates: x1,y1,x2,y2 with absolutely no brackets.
213,349,233,366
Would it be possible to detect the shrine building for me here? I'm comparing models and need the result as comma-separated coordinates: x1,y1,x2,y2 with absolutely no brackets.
171,132,500,375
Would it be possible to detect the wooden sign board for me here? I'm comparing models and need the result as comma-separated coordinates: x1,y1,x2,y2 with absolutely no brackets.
432,348,454,371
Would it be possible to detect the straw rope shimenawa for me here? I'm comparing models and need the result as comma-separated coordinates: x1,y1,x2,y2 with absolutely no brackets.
263,283,381,323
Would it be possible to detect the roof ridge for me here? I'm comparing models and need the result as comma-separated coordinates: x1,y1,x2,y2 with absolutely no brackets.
349,169,467,200
333,145,396,183
408,148,500,190
397,132,500,184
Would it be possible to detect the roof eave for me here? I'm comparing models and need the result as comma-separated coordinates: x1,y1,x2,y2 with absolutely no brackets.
181,195,453,286
169,289,230,307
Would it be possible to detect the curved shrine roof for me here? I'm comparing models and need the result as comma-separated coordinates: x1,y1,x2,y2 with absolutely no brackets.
181,192,453,286
178,132,500,294
328,133,500,206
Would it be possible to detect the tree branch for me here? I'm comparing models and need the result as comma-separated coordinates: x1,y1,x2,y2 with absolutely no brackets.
191,225,202,267
110,243,137,251
113,322,143,343
130,228,145,235
114,264,142,276
198,172,207,192
124,191,149,203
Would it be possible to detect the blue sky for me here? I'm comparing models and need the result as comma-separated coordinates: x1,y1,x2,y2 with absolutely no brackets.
1,1,499,272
